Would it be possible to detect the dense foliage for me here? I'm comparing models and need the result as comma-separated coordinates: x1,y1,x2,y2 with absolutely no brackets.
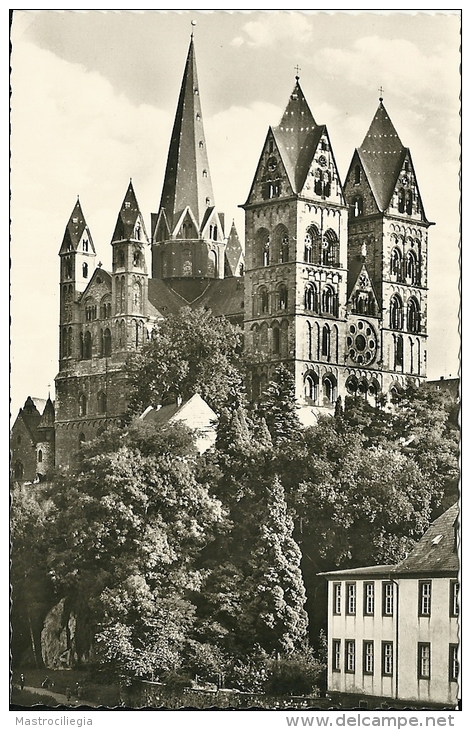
10,326,459,695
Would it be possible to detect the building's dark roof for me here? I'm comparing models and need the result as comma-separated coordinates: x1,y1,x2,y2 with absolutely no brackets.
141,402,181,425
357,101,407,212
224,221,244,277
13,396,43,444
147,278,190,317
319,503,459,579
195,277,245,323
425,378,460,399
157,38,215,232
111,180,148,243
394,502,459,575
272,81,323,194
59,198,95,255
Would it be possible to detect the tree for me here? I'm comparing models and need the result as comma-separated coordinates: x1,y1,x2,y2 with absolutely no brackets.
256,365,302,446
126,306,245,416
237,476,309,654
43,418,225,676
10,482,55,667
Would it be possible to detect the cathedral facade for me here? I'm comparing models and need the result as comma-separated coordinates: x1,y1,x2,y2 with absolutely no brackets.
12,36,432,475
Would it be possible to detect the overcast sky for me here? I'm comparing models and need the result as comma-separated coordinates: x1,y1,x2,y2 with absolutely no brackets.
10,9,461,419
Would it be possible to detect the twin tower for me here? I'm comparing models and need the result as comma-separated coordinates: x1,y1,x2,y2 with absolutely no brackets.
55,37,431,468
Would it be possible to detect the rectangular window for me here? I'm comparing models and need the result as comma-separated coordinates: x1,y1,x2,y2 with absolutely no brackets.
345,640,355,673
364,582,374,615
449,644,459,682
450,581,459,617
333,583,342,615
332,639,341,672
382,642,393,676
419,581,432,616
418,642,431,679
363,641,374,675
346,583,356,615
382,582,394,616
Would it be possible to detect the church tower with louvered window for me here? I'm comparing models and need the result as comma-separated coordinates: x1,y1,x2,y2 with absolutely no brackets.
343,98,431,400
242,79,349,425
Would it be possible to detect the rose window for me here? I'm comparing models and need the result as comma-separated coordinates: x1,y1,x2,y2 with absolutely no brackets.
346,320,378,365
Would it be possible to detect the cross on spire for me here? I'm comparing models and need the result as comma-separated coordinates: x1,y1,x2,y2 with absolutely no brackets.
190,19,196,38
294,64,301,80
379,85,384,101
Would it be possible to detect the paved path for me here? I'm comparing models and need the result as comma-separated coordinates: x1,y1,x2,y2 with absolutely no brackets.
17,685,101,708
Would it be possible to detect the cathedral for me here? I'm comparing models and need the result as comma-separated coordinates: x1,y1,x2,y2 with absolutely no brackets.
11,36,432,476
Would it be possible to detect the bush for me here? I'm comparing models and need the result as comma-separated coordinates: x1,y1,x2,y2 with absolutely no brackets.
264,649,323,696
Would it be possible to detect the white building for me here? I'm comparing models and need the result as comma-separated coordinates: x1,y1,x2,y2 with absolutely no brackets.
320,503,459,707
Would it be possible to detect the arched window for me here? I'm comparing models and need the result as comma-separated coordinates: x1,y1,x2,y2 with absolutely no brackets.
83,330,92,359
390,295,403,330
207,250,217,277
78,393,87,417
305,283,318,312
133,279,142,312
354,164,361,185
260,322,269,351
394,334,404,368
406,190,413,215
304,225,321,264
280,320,289,358
98,391,107,415
390,248,402,280
277,284,288,310
407,297,420,333
304,372,319,404
103,328,112,356
322,375,337,405
321,324,330,358
37,449,43,463
322,229,340,266
256,286,269,315
82,262,88,278
273,325,280,354
306,321,313,360
346,375,358,395
352,196,363,217
255,229,270,267
398,189,405,213
367,380,380,407
406,250,418,284
273,225,289,263
322,286,338,316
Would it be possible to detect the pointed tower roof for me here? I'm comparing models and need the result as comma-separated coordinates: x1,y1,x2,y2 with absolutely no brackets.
357,100,407,212
111,180,148,242
224,220,244,277
158,38,215,232
37,396,55,431
59,198,95,254
272,80,323,193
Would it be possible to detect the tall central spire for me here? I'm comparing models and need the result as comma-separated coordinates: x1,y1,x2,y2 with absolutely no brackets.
158,37,215,232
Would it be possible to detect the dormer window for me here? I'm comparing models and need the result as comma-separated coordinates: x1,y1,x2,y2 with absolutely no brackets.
202,169,208,178
206,197,211,206
199,141,204,149
125,201,131,209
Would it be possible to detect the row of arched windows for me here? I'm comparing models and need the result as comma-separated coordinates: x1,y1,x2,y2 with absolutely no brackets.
390,246,421,284
305,321,339,363
252,224,341,269
345,375,380,405
304,371,337,406
251,320,289,358
253,283,288,316
78,391,107,417
393,334,422,375
350,290,377,316
304,225,340,267
304,282,339,317
390,295,421,333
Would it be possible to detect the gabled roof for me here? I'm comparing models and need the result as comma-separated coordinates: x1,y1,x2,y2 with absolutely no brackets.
140,393,217,428
347,259,380,307
111,181,148,243
59,198,95,255
395,502,459,575
157,38,215,232
147,278,189,317
77,267,112,302
272,81,323,194
356,100,407,212
37,396,55,430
